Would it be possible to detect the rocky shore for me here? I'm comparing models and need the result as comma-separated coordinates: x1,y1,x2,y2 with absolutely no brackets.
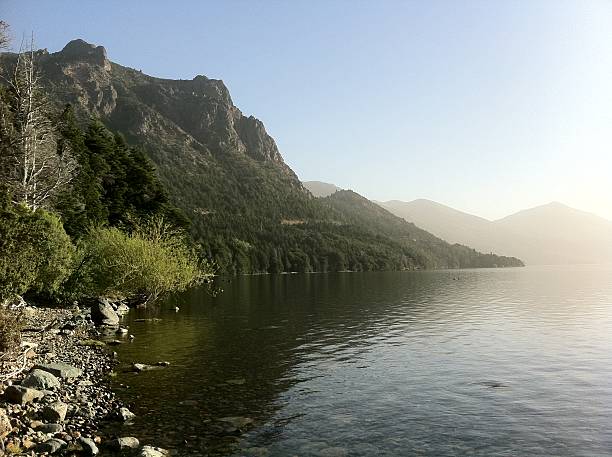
0,299,169,456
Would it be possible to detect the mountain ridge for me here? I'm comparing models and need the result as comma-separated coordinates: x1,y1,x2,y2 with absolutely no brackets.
0,39,523,272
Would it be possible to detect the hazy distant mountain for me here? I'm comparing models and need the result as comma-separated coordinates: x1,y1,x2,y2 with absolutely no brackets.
380,200,612,265
304,181,341,197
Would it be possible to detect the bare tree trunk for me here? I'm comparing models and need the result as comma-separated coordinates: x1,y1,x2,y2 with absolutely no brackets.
0,36,75,209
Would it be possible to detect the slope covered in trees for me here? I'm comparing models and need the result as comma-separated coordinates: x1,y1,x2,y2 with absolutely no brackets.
0,39,523,274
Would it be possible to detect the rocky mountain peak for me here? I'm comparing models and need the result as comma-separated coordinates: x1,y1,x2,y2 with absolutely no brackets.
57,39,110,71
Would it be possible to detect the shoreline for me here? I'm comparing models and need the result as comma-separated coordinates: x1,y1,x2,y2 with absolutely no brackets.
0,301,168,456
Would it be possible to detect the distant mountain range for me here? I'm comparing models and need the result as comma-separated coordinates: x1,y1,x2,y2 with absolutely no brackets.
306,182,612,266
303,181,341,197
0,40,522,272
381,199,612,265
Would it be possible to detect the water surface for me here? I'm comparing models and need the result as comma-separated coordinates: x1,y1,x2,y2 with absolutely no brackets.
109,266,612,456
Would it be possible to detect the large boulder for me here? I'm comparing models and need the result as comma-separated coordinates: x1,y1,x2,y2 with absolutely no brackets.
34,362,82,379
91,298,120,326
3,385,44,405
21,369,61,390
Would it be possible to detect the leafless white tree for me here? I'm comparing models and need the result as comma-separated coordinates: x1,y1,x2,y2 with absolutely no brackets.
0,35,75,209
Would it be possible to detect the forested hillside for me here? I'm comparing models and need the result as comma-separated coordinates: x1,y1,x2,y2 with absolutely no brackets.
0,39,523,274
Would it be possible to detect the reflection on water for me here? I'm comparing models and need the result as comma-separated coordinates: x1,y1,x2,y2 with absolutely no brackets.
107,266,612,456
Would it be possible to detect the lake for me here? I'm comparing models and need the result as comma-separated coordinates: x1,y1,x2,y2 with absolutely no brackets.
107,265,612,456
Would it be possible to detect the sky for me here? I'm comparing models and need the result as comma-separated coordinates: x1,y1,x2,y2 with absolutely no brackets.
3,0,612,221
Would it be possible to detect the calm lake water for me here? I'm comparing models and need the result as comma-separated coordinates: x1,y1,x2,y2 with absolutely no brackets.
107,266,612,456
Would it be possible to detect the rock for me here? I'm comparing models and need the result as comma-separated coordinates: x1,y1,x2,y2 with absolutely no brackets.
139,445,170,457
117,407,135,421
36,438,66,454
0,408,11,437
219,416,254,429
108,436,140,451
3,385,44,405
34,362,83,379
116,304,130,315
107,340,123,346
131,363,157,372
42,401,68,422
79,437,99,455
21,369,61,390
91,298,120,326
116,327,129,334
156,361,170,367
36,423,63,434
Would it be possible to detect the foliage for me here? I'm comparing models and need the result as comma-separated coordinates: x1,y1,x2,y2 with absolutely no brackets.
55,112,188,238
0,190,75,302
68,218,214,302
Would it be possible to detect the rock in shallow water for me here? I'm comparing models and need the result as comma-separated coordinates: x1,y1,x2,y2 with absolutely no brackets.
108,436,140,451
139,445,170,456
91,298,120,326
117,407,136,421
79,437,99,455
21,368,61,390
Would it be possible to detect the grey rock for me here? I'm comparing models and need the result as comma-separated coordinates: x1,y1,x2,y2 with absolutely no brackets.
117,407,135,421
42,401,68,422
91,298,120,326
34,362,83,379
108,436,140,451
116,304,130,315
21,369,61,390
3,385,44,405
131,363,157,372
139,446,170,457
36,423,63,434
79,437,99,455
36,438,66,454
219,416,254,429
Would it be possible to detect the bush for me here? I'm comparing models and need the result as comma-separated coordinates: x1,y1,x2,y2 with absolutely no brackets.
0,196,75,302
70,218,214,302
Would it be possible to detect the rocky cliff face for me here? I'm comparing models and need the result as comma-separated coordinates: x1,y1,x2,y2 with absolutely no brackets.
2,39,300,184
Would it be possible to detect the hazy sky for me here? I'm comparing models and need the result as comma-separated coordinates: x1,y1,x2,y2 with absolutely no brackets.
4,0,612,220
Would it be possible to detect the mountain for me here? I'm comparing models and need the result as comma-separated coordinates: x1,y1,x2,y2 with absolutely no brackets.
380,200,612,265
304,181,341,197
0,39,522,272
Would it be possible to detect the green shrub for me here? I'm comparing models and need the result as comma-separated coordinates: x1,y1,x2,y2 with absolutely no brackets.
0,195,75,302
70,218,214,302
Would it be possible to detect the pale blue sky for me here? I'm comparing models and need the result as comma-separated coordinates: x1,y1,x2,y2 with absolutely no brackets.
3,0,612,220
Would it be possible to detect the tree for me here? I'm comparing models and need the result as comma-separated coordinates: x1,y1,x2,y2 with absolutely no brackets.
0,21,9,51
0,37,75,209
